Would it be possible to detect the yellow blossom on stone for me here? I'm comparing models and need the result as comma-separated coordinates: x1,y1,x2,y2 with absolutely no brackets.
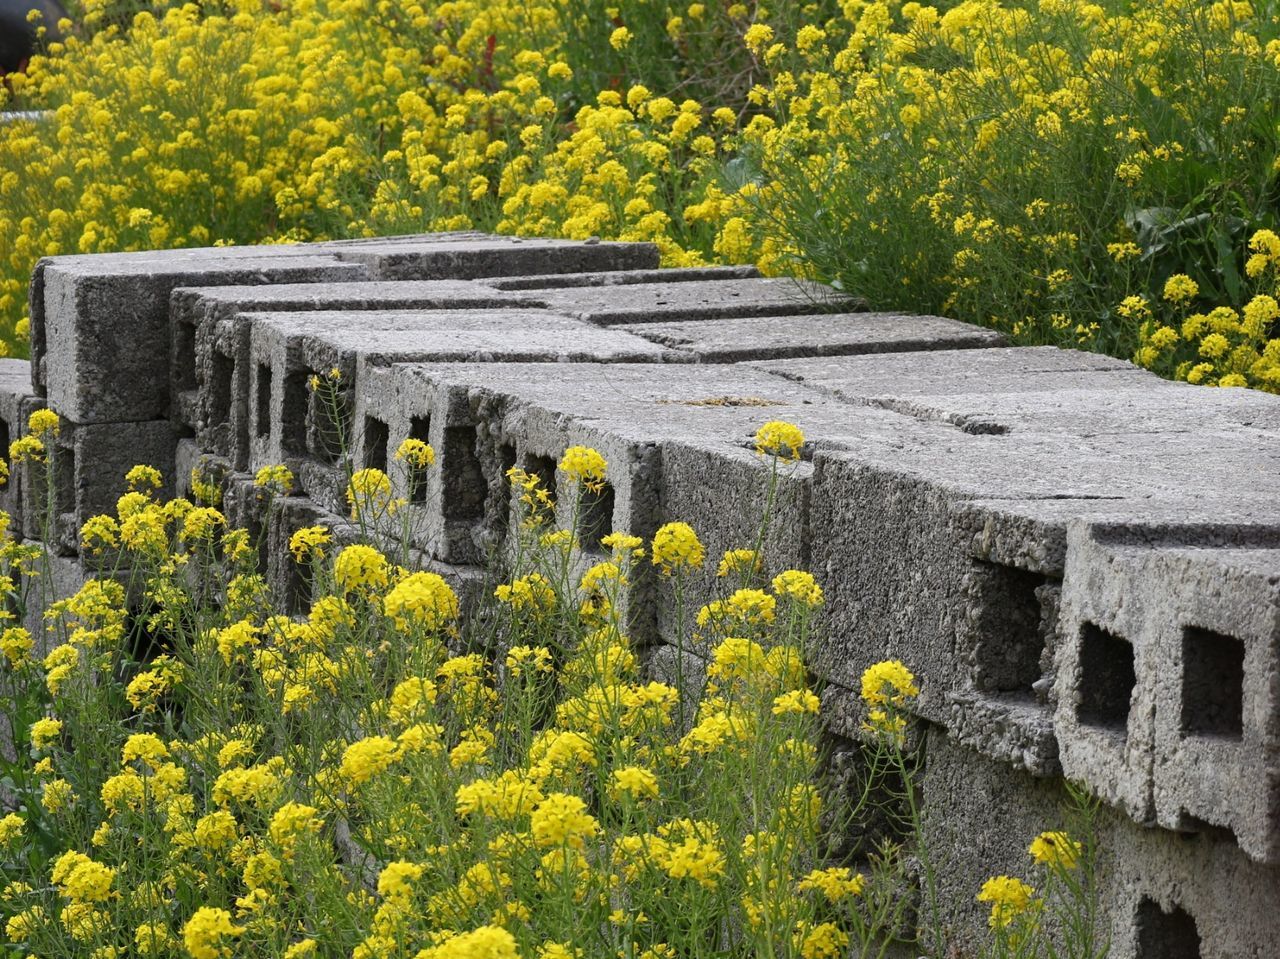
651,521,705,574
394,437,436,468
1028,830,1082,869
27,409,59,437
253,464,294,496
333,544,390,593
558,445,608,492
754,420,804,460
977,875,1035,929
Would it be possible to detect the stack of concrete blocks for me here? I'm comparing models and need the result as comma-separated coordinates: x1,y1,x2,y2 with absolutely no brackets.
14,232,1280,956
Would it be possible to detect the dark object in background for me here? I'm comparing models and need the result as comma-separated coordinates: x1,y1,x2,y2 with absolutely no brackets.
0,0,69,74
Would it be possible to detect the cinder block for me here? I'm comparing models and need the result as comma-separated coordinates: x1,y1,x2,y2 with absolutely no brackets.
629,312,1006,361
0,359,43,533
327,236,659,280
1056,527,1280,862
530,277,856,326
480,264,761,291
21,419,180,556
922,727,1280,959
246,309,680,510
36,254,370,422
169,279,542,457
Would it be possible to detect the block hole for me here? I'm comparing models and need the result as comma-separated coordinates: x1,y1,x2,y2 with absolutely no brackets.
1135,898,1200,959
255,363,273,439
443,426,485,520
0,418,11,471
496,442,517,532
1176,813,1237,845
174,320,198,392
579,481,615,552
53,439,75,519
308,377,350,465
970,560,1055,698
525,453,558,504
1076,622,1135,733
409,415,432,504
281,371,309,454
1181,626,1245,740
210,351,234,432
363,416,389,473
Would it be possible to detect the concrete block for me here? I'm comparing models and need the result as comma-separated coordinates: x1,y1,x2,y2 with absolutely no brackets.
1056,527,1280,862
169,279,542,455
529,277,856,325
246,309,680,508
628,312,1006,361
37,254,369,422
0,359,43,532
327,236,659,280
922,727,1280,959
480,264,761,291
21,419,180,556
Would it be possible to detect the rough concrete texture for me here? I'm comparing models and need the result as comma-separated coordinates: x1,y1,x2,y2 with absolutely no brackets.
38,256,372,421
21,233,1280,955
326,235,659,280
479,264,761,290
1059,527,1280,863
171,280,542,467
923,727,1280,957
0,358,44,531
628,311,1006,361
529,276,858,325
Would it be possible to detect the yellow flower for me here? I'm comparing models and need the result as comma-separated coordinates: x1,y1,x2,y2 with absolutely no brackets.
798,866,864,902
1028,830,1081,869
754,420,804,460
384,571,459,631
253,464,294,496
743,22,774,54
0,813,23,845
650,522,705,574
530,792,600,849
333,544,390,593
394,437,436,468
861,660,919,707
797,921,849,959
182,907,243,959
29,717,62,751
346,467,392,518
771,569,824,606
288,525,331,562
9,435,44,464
27,409,59,437
340,736,398,786
125,465,162,490
495,572,556,616
772,689,820,715
609,765,659,801
558,445,608,492
418,926,520,959
1162,273,1199,304
609,26,632,49
977,875,1035,929
717,548,761,577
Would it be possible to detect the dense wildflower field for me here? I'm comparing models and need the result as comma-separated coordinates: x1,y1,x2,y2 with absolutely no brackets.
0,408,1102,957
1,0,1280,389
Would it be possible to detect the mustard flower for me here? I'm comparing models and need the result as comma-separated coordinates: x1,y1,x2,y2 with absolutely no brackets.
798,866,865,902
340,736,398,786
253,464,294,496
609,26,632,49
1162,273,1199,304
418,926,520,959
558,445,608,492
495,572,556,616
797,921,849,959
8,435,44,464
717,548,761,577
772,689,821,715
531,792,600,849
384,571,459,631
772,569,824,606
650,521,705,574
609,765,660,801
125,464,162,490
977,875,1036,929
182,907,243,959
0,626,33,667
29,717,62,751
135,922,178,956
288,525,331,562
395,437,435,468
601,531,645,558
333,544,390,593
80,514,120,554
1028,830,1082,869
27,409,59,437
0,813,22,845
743,22,774,54
754,420,804,460
346,467,392,518
860,659,920,707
